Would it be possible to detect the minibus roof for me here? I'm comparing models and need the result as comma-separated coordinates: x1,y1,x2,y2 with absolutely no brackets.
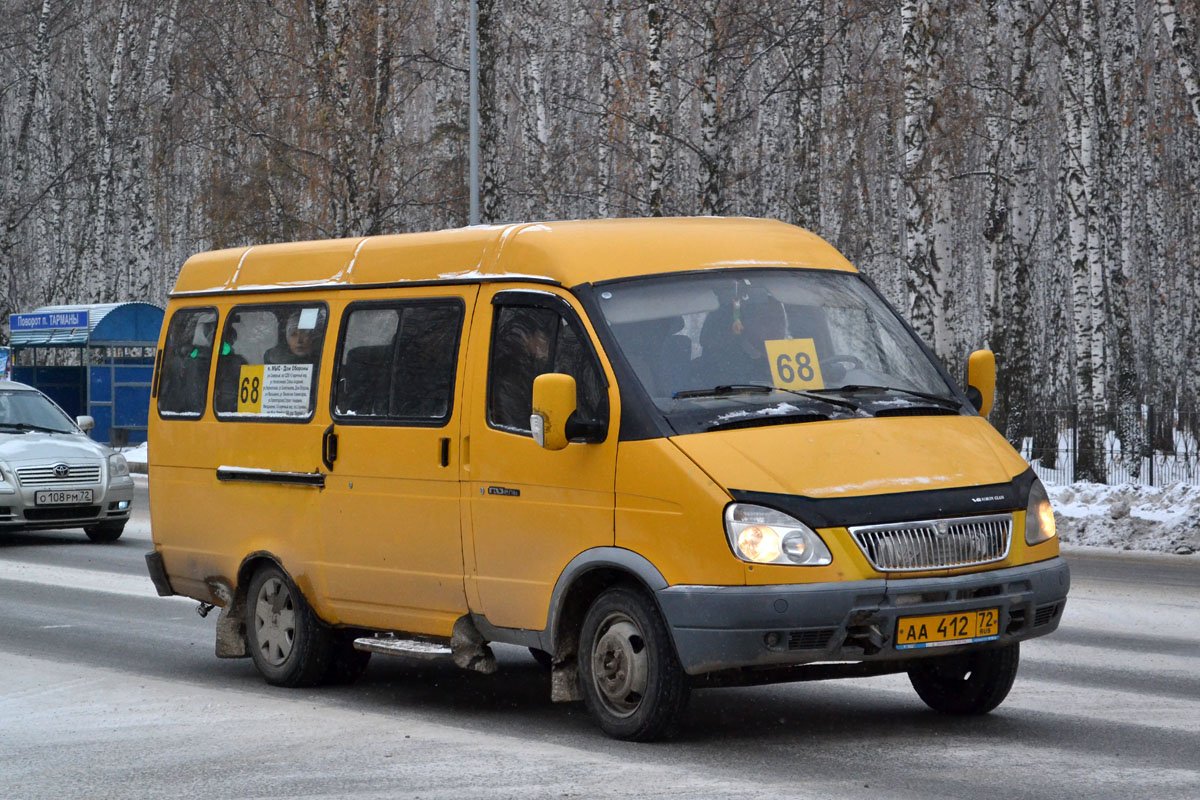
170,217,857,297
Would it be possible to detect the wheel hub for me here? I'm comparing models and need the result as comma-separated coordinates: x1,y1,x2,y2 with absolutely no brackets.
591,615,649,718
254,577,296,666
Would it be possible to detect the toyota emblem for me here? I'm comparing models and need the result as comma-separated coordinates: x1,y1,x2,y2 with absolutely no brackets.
53,463,70,478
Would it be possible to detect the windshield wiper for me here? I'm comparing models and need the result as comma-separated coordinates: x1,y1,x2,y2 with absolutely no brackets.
0,422,69,434
707,411,829,432
673,383,861,415
773,387,862,413
809,384,962,410
672,384,774,399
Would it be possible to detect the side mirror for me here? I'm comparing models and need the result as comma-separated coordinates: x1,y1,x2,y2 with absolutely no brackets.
966,350,995,418
76,415,95,432
531,373,577,450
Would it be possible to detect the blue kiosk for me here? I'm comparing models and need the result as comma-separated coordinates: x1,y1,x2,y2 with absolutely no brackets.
8,303,164,445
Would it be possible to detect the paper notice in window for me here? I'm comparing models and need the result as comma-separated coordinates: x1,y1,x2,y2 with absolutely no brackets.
260,363,314,416
298,308,320,330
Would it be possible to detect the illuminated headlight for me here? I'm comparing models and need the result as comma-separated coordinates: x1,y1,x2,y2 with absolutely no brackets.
1025,479,1057,545
724,503,832,566
108,453,130,479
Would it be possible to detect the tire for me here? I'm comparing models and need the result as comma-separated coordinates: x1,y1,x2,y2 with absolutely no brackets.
578,586,690,741
245,564,332,687
908,642,1020,715
83,521,125,543
322,631,372,686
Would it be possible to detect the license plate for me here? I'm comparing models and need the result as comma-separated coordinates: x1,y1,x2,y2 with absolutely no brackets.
34,489,94,506
895,608,1000,650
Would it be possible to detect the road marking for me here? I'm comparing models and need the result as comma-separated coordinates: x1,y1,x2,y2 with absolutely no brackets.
40,624,72,629
0,560,191,603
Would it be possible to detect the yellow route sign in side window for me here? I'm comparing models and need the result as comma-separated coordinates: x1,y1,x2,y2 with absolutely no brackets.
765,338,824,390
237,364,264,414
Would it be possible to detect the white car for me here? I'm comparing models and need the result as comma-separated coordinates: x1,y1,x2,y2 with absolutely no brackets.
0,379,134,542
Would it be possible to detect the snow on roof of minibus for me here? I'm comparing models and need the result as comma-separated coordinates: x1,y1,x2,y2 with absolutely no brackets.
169,218,855,296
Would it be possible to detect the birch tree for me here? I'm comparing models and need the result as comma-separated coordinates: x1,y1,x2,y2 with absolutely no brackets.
900,0,949,355
1157,0,1200,127
646,0,667,215
1,0,1198,476
0,0,55,322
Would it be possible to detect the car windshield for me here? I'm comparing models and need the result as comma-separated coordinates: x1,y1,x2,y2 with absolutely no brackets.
0,389,78,434
594,269,957,434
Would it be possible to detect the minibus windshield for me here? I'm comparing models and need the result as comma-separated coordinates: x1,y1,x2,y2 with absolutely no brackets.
594,269,958,434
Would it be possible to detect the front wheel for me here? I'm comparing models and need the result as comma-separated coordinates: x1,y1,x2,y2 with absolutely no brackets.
578,586,689,741
245,564,331,687
907,642,1020,715
83,520,125,543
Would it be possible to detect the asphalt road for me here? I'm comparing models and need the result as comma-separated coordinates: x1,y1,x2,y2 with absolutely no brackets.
1,478,1197,799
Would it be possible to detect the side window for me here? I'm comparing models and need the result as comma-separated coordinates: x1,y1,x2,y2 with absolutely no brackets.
213,303,328,420
157,307,217,418
332,300,464,425
487,302,608,435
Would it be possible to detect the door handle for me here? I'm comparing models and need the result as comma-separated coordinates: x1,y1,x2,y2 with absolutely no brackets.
322,424,338,471
440,437,450,468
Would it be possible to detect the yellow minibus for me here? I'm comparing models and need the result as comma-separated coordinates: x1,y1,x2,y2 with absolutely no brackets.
145,218,1068,740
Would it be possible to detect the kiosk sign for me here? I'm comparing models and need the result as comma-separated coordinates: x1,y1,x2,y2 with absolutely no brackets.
11,311,89,330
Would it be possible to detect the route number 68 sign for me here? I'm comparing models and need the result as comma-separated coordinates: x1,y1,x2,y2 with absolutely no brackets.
764,337,824,390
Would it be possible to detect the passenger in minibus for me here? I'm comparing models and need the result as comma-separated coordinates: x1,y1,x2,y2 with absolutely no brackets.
267,311,321,365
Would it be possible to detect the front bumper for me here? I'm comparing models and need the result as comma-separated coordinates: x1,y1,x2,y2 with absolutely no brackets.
656,556,1070,675
0,479,134,530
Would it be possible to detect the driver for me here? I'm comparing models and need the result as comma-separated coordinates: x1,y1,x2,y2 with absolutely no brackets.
696,288,787,385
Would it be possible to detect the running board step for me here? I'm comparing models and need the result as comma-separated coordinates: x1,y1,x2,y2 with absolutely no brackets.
352,636,452,659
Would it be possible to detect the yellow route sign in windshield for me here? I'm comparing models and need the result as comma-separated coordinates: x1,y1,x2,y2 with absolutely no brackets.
765,338,824,390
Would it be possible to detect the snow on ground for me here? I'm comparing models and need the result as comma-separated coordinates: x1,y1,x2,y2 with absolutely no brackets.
1049,482,1200,556
118,441,147,465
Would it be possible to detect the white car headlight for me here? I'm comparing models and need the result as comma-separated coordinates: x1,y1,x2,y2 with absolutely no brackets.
1025,479,1056,545
724,503,832,566
108,453,130,479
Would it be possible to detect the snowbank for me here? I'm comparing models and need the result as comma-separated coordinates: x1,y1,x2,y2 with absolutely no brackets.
1049,482,1200,556
118,442,147,465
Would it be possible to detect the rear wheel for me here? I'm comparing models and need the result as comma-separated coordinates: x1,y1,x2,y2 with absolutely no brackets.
578,586,689,741
245,564,331,687
908,643,1020,715
83,521,125,543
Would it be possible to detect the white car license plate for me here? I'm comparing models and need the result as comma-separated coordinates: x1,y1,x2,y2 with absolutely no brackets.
35,489,94,505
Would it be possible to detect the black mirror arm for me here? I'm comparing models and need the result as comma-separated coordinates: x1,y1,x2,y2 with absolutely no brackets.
564,412,606,443
966,386,984,413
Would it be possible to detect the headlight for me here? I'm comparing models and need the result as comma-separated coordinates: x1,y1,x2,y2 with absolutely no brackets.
1025,479,1056,545
724,503,832,566
108,453,130,479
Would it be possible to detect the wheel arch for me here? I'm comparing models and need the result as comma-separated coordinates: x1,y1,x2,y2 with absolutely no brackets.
213,550,290,659
546,547,671,661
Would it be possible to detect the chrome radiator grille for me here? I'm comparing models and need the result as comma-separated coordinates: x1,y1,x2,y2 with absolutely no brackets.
16,464,102,487
849,513,1013,572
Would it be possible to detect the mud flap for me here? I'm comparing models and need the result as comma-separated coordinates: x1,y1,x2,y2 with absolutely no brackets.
208,579,248,659
451,616,498,674
551,657,583,703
